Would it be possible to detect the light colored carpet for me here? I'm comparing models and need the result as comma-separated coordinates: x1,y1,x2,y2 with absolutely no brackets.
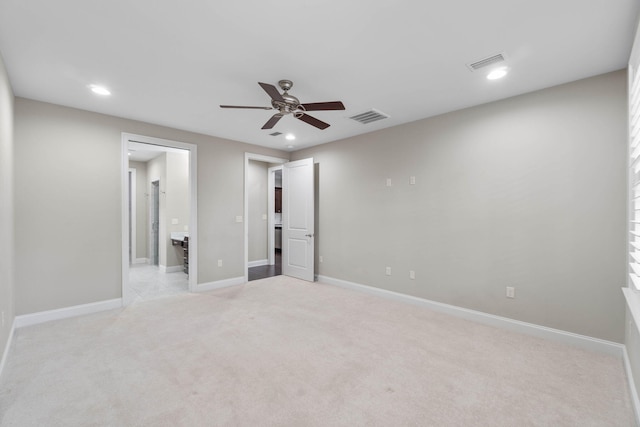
0,275,635,426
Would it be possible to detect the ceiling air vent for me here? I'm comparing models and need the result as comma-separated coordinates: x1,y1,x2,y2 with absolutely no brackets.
467,53,506,71
269,132,282,136
349,109,389,125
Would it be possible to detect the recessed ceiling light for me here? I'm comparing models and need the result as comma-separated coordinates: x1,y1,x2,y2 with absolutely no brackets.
287,145,294,149
487,67,509,80
285,134,296,141
89,84,111,96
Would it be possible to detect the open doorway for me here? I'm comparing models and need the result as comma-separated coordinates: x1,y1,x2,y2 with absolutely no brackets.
247,161,282,281
244,153,287,282
122,133,198,305
244,154,316,282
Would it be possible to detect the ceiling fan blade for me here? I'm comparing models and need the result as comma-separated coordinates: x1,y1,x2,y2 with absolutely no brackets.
220,105,273,110
297,113,330,130
262,113,284,130
258,82,284,102
300,101,345,111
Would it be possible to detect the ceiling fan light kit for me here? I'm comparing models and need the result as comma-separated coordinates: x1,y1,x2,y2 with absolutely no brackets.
220,79,345,130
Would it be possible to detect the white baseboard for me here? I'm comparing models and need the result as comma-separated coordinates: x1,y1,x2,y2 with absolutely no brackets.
160,265,183,273
14,298,123,329
318,275,624,357
248,259,268,268
195,276,245,293
134,258,148,265
0,318,16,381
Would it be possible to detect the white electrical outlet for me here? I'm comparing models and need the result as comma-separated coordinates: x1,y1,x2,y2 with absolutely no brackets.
262,214,267,220
218,259,223,267
235,216,243,223
506,286,515,298
410,176,416,185
319,256,323,263
386,178,392,187
386,267,392,276
171,218,179,225
409,270,415,280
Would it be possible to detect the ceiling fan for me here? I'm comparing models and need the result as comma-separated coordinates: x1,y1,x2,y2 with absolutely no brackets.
220,80,345,130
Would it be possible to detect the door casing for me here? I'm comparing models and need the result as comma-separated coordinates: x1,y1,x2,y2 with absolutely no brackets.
121,133,198,305
244,153,288,281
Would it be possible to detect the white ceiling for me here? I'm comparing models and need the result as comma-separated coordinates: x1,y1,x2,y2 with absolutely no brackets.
0,1,638,153
127,141,187,162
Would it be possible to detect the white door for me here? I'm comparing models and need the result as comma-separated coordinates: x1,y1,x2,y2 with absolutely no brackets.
282,158,315,282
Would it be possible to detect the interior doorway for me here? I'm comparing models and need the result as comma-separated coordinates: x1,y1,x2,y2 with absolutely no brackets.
247,162,282,281
122,133,198,306
244,153,287,282
244,154,316,283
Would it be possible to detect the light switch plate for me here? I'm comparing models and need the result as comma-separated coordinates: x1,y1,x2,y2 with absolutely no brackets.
235,216,243,223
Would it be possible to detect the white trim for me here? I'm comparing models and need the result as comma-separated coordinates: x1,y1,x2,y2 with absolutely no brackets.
121,135,130,304
318,275,624,357
134,258,149,265
149,177,160,268
268,165,283,266
248,259,269,268
128,168,137,263
624,287,640,338
14,299,123,329
624,345,640,426
0,318,16,381
160,265,184,274
244,153,288,282
122,133,198,306
194,276,246,293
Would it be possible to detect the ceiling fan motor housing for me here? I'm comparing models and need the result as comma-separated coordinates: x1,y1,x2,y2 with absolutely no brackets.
272,95,301,114
272,80,302,114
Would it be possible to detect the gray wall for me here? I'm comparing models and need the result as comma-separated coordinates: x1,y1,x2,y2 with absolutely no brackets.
0,52,14,364
248,160,269,263
128,160,148,261
13,98,288,315
293,71,627,342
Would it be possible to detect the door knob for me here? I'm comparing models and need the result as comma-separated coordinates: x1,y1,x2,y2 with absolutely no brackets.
305,233,314,238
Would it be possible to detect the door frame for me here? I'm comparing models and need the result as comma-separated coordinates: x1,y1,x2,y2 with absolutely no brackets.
244,153,288,282
128,168,137,264
267,165,283,266
149,178,160,266
121,133,198,305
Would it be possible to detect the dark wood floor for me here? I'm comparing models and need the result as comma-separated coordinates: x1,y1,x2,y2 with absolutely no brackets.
248,251,281,281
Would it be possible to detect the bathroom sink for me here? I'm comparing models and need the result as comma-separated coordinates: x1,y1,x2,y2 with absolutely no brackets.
170,231,189,241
